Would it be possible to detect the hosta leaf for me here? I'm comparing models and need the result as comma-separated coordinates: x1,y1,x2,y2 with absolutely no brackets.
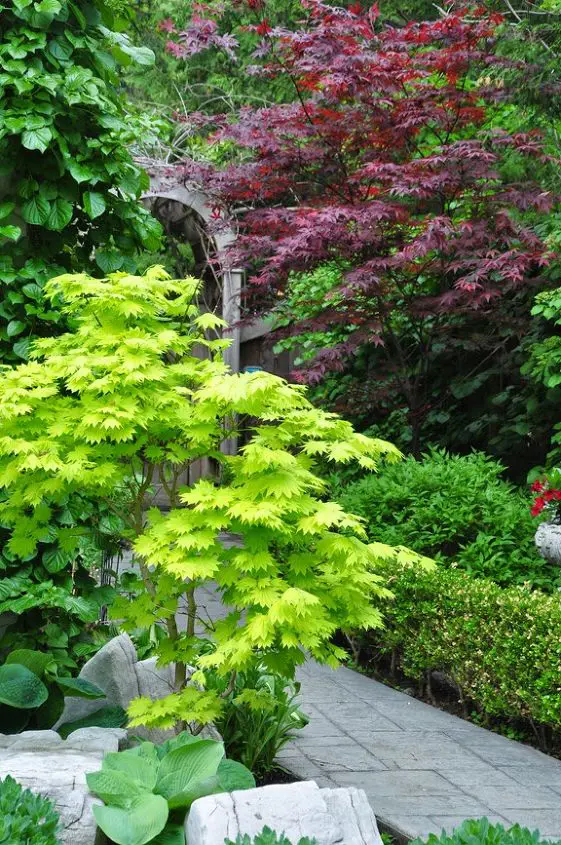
150,823,185,845
93,793,168,845
5,649,53,678
57,676,105,699
68,161,95,183
83,191,106,219
217,758,256,792
87,769,147,808
58,705,127,739
155,740,224,804
0,664,48,709
103,749,159,790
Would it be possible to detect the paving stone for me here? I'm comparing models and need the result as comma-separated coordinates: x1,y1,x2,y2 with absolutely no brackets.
438,765,520,788
331,770,460,795
373,701,476,732
462,784,560,811
429,816,512,830
501,764,561,787
372,794,489,818
381,816,447,837
297,742,388,773
499,810,561,837
351,731,484,770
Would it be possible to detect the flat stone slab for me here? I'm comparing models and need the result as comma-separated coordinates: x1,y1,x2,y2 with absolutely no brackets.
0,728,126,845
276,662,561,839
187,780,383,845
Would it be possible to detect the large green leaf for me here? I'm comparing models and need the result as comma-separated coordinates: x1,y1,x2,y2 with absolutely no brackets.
155,740,225,804
21,194,50,225
43,547,73,573
57,676,105,699
34,683,65,729
217,758,256,792
103,749,159,791
87,768,147,808
93,793,168,845
57,705,127,739
0,225,22,241
150,823,185,845
45,198,73,231
83,191,106,219
0,664,48,709
21,127,52,153
5,649,53,678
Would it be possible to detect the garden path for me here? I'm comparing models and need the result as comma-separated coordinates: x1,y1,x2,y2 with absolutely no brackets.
193,583,561,841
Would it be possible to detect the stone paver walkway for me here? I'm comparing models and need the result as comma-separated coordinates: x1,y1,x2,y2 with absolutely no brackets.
277,661,561,840
193,583,561,840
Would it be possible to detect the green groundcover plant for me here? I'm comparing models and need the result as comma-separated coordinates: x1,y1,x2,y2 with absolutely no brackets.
87,733,255,845
364,555,561,736
227,830,317,845
0,266,402,733
413,818,558,845
337,449,556,589
0,775,61,845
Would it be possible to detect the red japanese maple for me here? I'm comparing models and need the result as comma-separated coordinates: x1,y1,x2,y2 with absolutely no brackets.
169,1,554,446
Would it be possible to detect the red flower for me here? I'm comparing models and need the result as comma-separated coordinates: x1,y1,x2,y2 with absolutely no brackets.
158,18,176,33
531,480,545,493
256,19,272,35
531,497,546,516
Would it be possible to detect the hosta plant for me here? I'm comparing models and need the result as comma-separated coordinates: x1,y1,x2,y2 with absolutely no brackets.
0,648,105,733
413,818,556,845
87,733,255,845
0,266,400,733
0,775,61,845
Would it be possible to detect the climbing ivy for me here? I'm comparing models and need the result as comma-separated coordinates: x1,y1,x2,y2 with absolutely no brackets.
0,0,162,362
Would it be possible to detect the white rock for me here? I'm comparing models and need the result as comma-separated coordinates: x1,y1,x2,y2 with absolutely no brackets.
0,729,120,844
186,780,383,845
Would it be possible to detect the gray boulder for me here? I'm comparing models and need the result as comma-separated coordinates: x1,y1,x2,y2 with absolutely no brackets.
56,632,220,743
0,728,124,845
186,780,383,845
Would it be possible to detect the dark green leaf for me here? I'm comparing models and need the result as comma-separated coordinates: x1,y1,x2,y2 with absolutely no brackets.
0,664,49,709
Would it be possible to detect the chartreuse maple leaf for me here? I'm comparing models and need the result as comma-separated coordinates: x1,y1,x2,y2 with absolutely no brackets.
0,267,403,732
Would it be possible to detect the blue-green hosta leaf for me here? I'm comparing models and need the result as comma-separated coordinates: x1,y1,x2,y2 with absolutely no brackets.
57,705,127,739
93,793,168,845
5,649,53,678
0,664,49,708
155,739,225,804
21,127,52,153
83,191,106,219
57,677,105,699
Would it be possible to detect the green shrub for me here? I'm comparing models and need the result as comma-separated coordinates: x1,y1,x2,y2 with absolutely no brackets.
210,665,308,780
413,818,557,845
368,557,561,730
227,830,317,845
87,732,255,845
337,449,556,589
0,775,61,844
